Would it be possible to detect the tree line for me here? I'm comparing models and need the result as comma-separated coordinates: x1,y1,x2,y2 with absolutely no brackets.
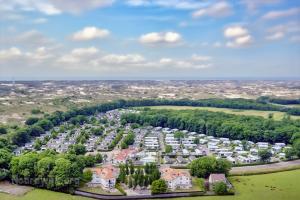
2,98,300,148
121,108,300,144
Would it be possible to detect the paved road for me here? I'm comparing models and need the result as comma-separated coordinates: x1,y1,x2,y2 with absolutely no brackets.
230,159,300,174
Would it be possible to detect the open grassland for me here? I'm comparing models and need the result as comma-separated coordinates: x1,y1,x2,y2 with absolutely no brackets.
147,106,300,120
1,170,300,200
174,169,300,200
0,189,93,200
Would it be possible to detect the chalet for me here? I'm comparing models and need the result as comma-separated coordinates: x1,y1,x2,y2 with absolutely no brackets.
160,167,192,190
208,173,231,190
257,142,269,149
176,156,187,164
88,165,119,190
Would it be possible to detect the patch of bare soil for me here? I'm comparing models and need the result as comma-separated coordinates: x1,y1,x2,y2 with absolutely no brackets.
0,181,33,196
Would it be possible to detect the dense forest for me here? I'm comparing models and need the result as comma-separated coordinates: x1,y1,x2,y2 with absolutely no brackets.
257,96,300,105
121,108,300,144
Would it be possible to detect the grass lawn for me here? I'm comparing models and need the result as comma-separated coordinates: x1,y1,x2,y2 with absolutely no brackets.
146,106,300,120
0,189,93,200
78,185,122,195
172,178,205,193
173,169,300,200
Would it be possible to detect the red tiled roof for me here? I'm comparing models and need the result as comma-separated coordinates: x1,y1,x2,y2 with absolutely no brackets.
160,167,190,181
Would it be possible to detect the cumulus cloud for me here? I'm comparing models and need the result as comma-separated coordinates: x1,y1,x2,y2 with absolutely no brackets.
224,26,249,38
262,8,300,20
139,31,182,45
72,27,110,41
192,1,232,18
224,26,253,48
126,0,207,10
0,0,61,15
0,47,22,59
266,32,284,40
49,0,114,14
241,0,282,11
265,21,300,41
157,55,212,70
0,30,57,49
101,54,145,64
58,47,100,63
0,0,114,15
0,46,53,61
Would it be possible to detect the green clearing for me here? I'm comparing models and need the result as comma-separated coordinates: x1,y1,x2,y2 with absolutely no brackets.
0,189,92,200
146,106,300,120
174,169,300,200
1,170,299,200
78,185,122,195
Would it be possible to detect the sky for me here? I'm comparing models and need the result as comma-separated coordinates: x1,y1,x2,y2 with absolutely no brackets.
0,0,299,80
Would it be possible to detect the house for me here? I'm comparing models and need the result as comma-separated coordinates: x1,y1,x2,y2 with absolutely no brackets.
113,148,137,164
140,153,157,164
226,156,236,164
208,174,231,190
88,165,119,190
176,156,187,164
160,167,192,190
257,142,269,149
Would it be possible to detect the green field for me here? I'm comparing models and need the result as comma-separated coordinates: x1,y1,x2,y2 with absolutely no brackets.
146,106,300,120
1,170,300,200
175,169,300,200
0,189,92,200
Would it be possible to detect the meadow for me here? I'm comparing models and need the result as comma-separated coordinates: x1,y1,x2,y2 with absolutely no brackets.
1,170,299,200
146,106,300,120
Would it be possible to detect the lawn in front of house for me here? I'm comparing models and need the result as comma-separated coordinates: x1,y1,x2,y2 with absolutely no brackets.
78,185,122,195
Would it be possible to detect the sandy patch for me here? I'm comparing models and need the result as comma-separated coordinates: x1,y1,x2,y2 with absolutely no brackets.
0,181,33,196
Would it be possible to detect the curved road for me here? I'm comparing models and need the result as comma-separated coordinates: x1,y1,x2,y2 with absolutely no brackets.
230,159,300,174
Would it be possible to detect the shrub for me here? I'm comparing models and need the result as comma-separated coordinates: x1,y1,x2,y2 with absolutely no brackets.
213,182,228,195
151,179,167,194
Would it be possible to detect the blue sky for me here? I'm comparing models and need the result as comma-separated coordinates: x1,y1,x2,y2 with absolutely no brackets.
0,0,299,79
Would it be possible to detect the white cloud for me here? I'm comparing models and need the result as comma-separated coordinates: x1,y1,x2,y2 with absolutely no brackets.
0,0,61,15
0,0,114,15
262,8,300,20
72,27,110,41
224,26,253,48
266,32,284,40
156,54,213,70
139,31,182,45
265,21,300,41
191,54,212,61
101,54,145,64
0,46,53,61
224,26,248,38
241,0,282,11
49,0,114,14
126,0,208,10
192,1,232,18
0,47,22,59
0,30,56,49
32,18,48,24
58,47,100,63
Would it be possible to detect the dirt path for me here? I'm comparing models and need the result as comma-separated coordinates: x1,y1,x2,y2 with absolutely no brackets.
230,159,300,175
0,181,33,196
